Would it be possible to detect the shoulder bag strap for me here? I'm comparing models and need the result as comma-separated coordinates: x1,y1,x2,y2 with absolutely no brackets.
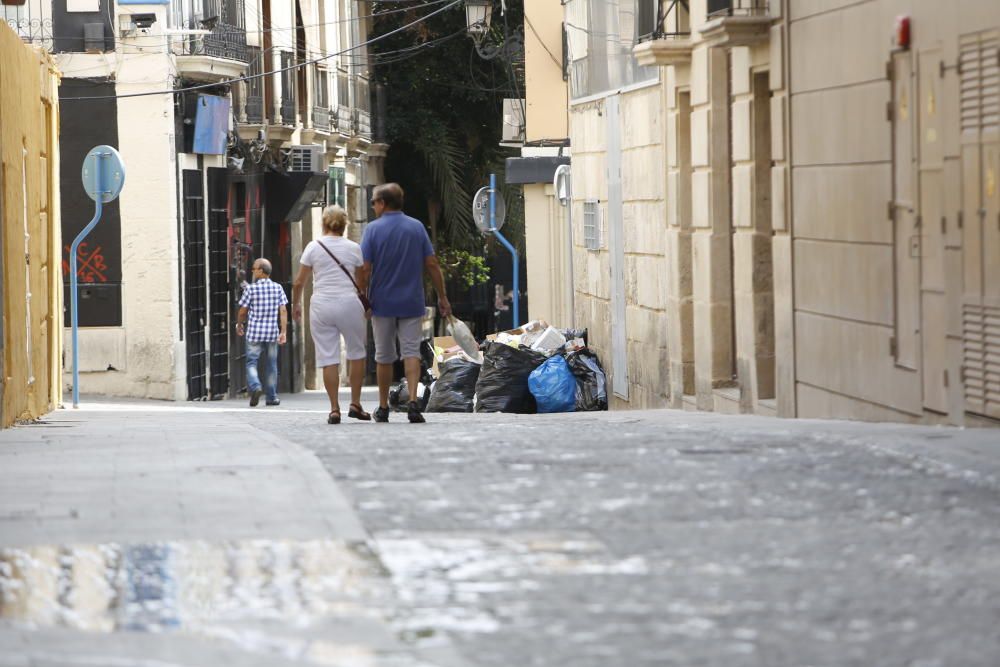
316,239,363,293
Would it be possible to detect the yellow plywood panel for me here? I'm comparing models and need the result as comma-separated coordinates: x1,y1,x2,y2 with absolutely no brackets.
1,26,62,427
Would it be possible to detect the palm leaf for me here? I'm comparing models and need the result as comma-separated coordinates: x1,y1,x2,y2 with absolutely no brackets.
412,132,476,248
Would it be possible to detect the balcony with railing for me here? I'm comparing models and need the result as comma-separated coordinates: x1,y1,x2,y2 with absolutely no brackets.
633,0,693,67
701,0,770,47
707,0,768,17
3,0,55,52
240,46,265,124
354,75,372,141
311,66,332,134
336,69,352,135
174,0,249,82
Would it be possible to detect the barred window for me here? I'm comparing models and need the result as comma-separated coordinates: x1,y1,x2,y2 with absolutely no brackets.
583,200,601,250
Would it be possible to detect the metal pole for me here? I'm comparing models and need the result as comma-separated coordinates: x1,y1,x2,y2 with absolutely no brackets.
489,173,519,328
71,153,106,408
555,164,575,328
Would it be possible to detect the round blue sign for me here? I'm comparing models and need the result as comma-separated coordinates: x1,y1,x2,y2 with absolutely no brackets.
81,145,125,203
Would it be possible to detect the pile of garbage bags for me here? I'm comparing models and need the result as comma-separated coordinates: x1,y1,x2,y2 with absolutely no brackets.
424,318,608,414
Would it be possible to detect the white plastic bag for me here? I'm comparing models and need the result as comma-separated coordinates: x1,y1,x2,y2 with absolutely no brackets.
446,316,481,362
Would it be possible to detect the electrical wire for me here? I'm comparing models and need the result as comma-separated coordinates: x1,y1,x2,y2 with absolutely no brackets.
61,0,461,101
524,12,562,70
14,0,450,50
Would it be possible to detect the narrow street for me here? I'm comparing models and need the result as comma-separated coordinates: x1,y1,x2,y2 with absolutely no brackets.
1,393,998,666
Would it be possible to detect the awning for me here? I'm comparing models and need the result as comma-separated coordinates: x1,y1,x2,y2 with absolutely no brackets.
504,156,570,185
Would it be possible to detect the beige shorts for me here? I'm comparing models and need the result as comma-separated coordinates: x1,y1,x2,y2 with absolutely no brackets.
371,315,422,364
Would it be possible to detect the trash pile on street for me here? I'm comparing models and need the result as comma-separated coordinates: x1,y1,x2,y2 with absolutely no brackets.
424,318,608,414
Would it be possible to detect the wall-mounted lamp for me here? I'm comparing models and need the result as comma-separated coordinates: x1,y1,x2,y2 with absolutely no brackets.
464,0,493,38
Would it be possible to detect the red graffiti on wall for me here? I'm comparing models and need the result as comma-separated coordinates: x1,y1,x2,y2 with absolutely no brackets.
62,242,108,282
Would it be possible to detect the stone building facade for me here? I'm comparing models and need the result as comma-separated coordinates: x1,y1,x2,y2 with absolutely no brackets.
4,0,381,400
552,0,1000,425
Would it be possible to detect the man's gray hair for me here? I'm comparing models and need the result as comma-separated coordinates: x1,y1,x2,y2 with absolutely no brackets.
255,258,273,276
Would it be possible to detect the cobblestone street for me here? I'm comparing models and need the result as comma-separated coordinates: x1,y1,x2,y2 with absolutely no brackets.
2,392,999,666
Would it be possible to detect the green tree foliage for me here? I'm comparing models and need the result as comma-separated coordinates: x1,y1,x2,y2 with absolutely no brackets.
371,0,524,259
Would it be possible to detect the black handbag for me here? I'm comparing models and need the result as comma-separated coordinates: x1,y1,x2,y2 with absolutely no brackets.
316,239,372,311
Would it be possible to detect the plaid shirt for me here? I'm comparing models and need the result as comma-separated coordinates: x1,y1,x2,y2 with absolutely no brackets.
238,278,288,342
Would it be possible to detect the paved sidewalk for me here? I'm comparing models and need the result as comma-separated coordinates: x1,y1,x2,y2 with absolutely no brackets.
0,400,365,547
0,397,466,667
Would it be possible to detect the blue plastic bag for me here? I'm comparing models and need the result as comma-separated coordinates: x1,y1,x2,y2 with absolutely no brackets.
528,355,577,413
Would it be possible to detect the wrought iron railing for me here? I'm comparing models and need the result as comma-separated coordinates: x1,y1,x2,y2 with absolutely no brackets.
706,0,768,18
179,0,248,62
3,16,53,50
312,107,331,132
653,0,690,39
200,22,247,61
312,66,331,132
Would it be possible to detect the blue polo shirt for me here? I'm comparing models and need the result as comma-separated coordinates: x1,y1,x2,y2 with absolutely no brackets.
361,211,435,318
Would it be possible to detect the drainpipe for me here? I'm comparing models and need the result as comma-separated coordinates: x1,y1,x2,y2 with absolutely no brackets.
553,163,574,328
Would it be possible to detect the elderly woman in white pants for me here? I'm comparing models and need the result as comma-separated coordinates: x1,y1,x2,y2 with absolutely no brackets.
292,205,370,424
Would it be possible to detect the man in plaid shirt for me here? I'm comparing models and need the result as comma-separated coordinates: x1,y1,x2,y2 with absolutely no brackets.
236,258,288,406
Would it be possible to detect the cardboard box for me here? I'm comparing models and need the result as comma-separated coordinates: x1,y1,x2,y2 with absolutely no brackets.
432,336,460,377
485,327,524,342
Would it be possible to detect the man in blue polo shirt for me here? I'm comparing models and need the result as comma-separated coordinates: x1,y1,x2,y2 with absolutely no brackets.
357,183,451,423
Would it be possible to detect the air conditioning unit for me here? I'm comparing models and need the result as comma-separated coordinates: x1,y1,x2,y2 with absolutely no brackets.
287,145,324,173
502,98,525,144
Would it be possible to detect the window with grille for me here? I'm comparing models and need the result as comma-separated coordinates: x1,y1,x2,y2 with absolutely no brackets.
280,51,296,123
583,200,600,250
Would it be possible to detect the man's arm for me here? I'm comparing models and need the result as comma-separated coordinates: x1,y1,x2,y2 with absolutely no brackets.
278,305,288,345
424,255,451,318
356,261,372,294
236,306,248,337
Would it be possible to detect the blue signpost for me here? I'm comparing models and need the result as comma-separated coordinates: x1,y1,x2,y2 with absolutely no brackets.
473,175,518,329
487,173,519,328
72,146,125,408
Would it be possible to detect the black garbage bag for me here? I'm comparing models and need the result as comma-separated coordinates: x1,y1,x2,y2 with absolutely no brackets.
566,349,608,411
426,357,481,413
474,341,547,413
389,380,432,412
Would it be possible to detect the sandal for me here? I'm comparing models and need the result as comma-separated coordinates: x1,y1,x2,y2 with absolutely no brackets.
348,403,371,421
327,409,341,424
